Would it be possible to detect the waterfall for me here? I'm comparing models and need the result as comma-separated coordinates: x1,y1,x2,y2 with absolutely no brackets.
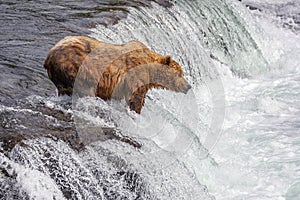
1,0,274,199
91,0,269,81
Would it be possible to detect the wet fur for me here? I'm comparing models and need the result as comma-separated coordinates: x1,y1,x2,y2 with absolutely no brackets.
44,36,190,114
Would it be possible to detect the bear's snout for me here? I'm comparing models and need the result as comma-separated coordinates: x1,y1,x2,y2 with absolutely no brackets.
179,81,191,94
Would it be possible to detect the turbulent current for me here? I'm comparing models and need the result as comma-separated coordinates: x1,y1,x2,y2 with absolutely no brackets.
0,0,300,199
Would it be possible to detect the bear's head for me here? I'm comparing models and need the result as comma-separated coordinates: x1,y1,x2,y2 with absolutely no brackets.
158,55,191,94
113,54,191,114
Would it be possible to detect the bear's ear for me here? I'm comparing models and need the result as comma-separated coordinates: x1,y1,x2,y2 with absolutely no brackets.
166,55,171,65
161,55,171,65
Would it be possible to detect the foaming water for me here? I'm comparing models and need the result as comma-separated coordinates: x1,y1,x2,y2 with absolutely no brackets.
199,70,300,199
195,2,300,199
1,136,213,199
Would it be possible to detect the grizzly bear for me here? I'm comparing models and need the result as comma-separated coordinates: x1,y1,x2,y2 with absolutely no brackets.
44,36,191,113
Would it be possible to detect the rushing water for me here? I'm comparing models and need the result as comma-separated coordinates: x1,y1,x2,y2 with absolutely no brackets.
1,0,300,199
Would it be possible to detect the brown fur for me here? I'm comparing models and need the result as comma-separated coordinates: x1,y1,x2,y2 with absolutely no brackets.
44,36,191,113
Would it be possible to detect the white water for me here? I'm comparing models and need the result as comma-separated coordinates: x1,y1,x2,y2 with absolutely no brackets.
91,0,300,199
205,1,300,199
1,0,300,199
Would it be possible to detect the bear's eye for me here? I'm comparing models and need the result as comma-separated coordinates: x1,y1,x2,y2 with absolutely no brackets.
178,73,182,78
166,60,170,65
